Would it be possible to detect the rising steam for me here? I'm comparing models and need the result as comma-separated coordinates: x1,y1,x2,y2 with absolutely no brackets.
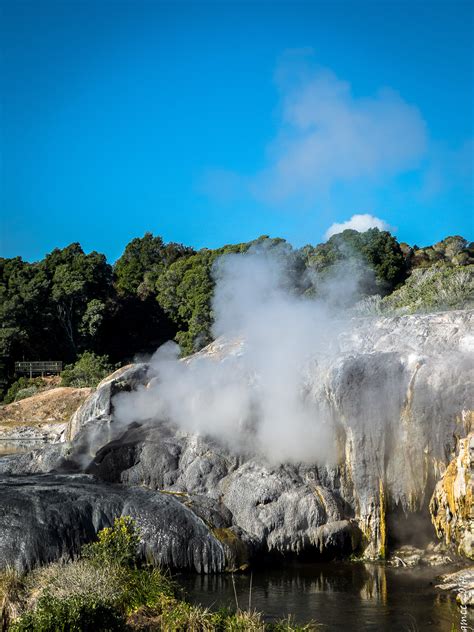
114,245,364,464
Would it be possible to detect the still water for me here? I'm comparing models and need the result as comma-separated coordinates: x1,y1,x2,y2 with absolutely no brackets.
0,440,45,456
178,561,472,631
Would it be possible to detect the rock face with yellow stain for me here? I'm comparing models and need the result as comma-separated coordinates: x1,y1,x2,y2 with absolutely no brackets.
430,430,473,559
1,309,473,570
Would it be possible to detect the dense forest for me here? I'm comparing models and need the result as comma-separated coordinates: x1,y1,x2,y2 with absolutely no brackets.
1,230,473,398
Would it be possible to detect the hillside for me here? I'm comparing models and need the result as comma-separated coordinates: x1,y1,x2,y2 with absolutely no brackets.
1,231,472,401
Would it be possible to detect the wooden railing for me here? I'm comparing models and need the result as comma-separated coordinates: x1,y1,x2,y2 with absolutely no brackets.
14,361,63,377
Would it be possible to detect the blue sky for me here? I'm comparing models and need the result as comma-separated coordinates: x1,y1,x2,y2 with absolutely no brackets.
1,0,473,263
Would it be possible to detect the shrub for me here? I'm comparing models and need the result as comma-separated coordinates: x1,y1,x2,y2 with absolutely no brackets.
60,351,113,388
10,593,126,632
117,568,175,614
25,560,125,610
127,599,319,631
2,378,46,404
82,516,141,568
0,567,26,630
383,264,474,313
8,518,319,631
24,561,176,622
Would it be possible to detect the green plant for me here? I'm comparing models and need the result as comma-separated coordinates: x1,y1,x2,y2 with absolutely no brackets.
60,351,113,388
0,567,27,630
82,516,141,568
2,377,49,404
24,561,176,620
126,598,319,631
383,264,474,313
117,568,176,614
26,560,123,610
10,593,126,632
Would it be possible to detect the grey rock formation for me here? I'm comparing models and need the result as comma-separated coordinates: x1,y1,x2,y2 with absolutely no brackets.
67,364,149,440
0,474,225,573
0,423,66,443
1,310,473,571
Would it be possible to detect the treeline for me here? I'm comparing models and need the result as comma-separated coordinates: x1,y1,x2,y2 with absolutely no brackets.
1,231,472,393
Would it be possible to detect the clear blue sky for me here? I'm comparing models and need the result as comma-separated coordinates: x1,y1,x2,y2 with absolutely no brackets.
1,0,473,263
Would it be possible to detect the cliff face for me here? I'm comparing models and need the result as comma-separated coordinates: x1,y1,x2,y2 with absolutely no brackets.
430,429,473,559
1,310,472,572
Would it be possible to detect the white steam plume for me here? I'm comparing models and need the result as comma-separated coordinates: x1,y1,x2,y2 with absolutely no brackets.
114,246,363,464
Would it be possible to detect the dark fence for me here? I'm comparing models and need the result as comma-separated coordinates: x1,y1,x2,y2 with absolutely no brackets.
14,361,63,377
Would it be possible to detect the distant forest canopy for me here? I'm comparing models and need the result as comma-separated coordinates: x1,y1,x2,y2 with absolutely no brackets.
1,231,473,384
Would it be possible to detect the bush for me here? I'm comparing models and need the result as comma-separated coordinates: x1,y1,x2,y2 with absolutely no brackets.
2,378,47,404
60,351,113,388
26,560,126,610
127,599,318,631
0,567,26,630
82,516,141,568
383,264,474,313
10,593,126,632
7,518,318,631
117,568,175,614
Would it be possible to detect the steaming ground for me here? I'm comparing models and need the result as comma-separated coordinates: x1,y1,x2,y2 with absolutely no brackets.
114,248,361,464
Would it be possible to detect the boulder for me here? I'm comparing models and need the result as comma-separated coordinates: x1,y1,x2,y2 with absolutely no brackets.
0,473,225,573
66,364,148,440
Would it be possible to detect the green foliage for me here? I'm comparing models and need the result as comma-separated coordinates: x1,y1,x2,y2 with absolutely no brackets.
128,597,319,631
79,299,107,338
10,593,126,632
82,516,141,568
5,517,318,631
2,377,48,404
114,232,194,298
116,568,176,615
0,257,50,359
0,231,472,382
45,244,113,354
156,236,291,355
410,235,474,269
22,560,175,618
303,228,407,295
156,250,216,355
382,264,474,313
60,351,113,388
0,245,112,364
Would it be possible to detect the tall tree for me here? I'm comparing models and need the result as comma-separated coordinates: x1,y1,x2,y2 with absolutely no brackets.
114,232,194,298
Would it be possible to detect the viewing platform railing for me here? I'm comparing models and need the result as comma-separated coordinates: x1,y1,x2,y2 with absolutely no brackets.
14,361,63,377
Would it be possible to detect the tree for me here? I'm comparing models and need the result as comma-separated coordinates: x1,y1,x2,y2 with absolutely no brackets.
114,232,194,297
44,244,113,356
0,257,51,359
60,351,113,387
155,236,296,354
156,250,216,354
303,228,407,295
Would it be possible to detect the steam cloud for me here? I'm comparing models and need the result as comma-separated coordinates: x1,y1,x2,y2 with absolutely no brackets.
114,246,362,464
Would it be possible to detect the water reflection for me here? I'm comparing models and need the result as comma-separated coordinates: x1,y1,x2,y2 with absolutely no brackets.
0,440,45,456
178,562,470,631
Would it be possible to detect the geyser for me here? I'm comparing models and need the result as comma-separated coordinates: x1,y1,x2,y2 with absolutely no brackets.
114,245,366,464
